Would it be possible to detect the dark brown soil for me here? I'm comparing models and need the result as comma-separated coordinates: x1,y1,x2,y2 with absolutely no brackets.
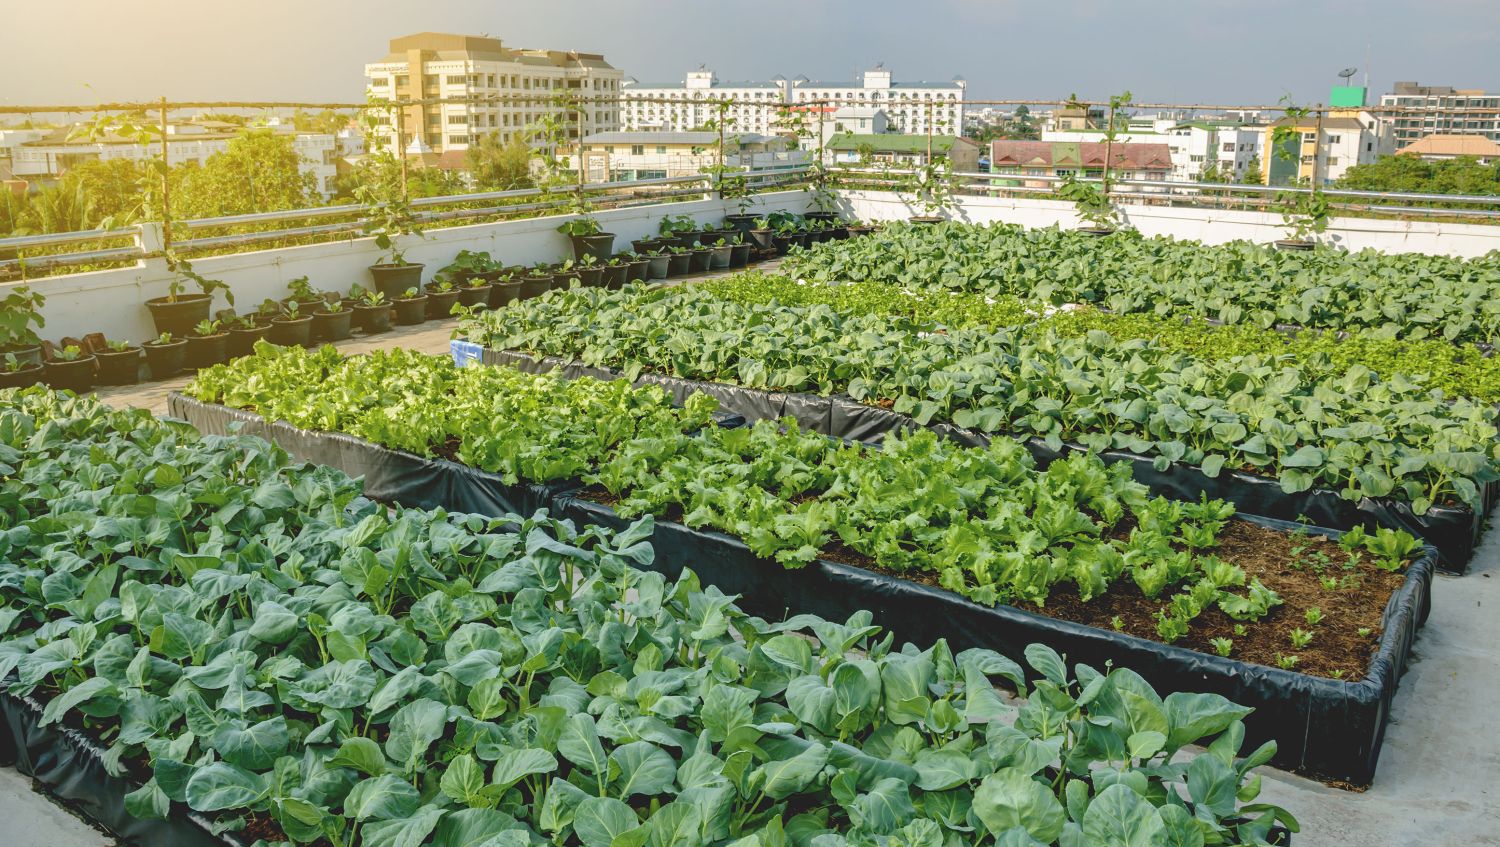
830,519,1403,680
582,482,1407,681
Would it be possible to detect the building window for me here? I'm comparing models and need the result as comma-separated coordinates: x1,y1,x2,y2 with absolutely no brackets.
631,145,645,155
1328,135,1342,144
445,75,468,85
655,145,666,154
448,114,468,124
448,134,469,145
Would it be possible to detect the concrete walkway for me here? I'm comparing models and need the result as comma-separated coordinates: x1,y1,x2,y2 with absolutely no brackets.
17,263,1500,845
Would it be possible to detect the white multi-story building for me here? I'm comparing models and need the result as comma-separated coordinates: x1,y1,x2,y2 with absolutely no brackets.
1381,81,1500,147
363,32,623,156
10,121,341,196
1166,121,1263,182
791,66,965,135
1259,112,1394,185
621,69,789,135
577,131,809,182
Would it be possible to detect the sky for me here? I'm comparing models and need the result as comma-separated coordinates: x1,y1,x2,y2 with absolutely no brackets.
2,0,1497,110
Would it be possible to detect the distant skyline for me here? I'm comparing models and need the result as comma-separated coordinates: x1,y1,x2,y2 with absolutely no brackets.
3,0,1498,110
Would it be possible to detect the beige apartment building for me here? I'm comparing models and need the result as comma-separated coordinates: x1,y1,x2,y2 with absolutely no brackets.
363,32,624,155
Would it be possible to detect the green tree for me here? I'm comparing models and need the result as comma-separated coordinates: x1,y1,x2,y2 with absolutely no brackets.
171,130,318,219
17,179,98,234
64,158,153,224
467,131,535,191
1241,155,1263,185
1337,154,1500,196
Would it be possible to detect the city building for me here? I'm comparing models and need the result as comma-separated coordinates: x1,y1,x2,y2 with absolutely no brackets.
792,66,965,135
826,133,982,171
621,68,789,135
1166,121,1263,182
1381,82,1500,147
1397,134,1500,165
363,32,623,156
1259,111,1393,185
577,130,807,182
988,140,1172,187
9,121,340,196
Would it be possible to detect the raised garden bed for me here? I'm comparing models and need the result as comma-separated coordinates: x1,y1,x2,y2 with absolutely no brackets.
474,345,1492,571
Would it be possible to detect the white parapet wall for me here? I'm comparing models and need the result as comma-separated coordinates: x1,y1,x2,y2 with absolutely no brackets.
13,191,816,345
835,189,1500,259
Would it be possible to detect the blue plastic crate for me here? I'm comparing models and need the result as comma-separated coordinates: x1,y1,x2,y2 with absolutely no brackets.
450,339,483,368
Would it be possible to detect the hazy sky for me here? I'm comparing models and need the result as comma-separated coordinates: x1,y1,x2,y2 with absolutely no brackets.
3,0,1497,108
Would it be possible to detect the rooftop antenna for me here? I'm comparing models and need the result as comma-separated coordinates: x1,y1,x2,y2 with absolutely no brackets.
1337,67,1357,88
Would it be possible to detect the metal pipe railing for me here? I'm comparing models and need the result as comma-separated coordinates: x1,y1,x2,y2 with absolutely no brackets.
0,225,142,251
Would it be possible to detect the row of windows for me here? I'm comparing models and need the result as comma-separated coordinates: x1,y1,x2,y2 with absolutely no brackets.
370,74,620,92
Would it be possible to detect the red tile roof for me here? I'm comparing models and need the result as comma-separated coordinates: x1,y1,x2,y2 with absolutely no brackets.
990,140,1173,171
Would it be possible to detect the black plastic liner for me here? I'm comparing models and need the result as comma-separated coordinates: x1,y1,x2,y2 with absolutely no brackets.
0,686,243,847
168,393,565,516
477,347,1490,572
555,494,1435,788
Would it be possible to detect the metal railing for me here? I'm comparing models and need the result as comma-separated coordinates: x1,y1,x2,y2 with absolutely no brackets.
0,166,814,277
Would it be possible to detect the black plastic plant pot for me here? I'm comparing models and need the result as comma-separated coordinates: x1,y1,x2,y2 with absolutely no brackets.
570,233,616,262
848,225,875,237
184,333,227,368
143,340,188,378
626,259,651,284
646,256,671,280
355,304,392,334
671,232,701,250
748,229,775,250
425,289,462,320
313,309,354,341
771,235,796,255
827,226,851,241
393,295,428,325
267,316,313,347
724,214,759,234
458,283,492,309
1275,239,1316,252
553,272,580,291
0,362,44,389
145,294,212,338
578,266,606,287
667,253,692,277
555,495,1434,788
632,238,666,254
227,324,272,358
0,343,43,368
689,248,714,272
708,245,733,270
43,356,97,392
908,216,944,225
490,281,523,308
804,211,837,223
520,275,552,299
368,262,424,300
1079,227,1117,237
729,244,752,268
603,265,628,290
94,347,141,386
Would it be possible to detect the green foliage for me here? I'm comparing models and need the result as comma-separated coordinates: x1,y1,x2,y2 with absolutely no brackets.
0,285,45,347
0,388,1295,846
467,131,537,191
462,283,1500,514
1338,154,1500,200
779,221,1500,344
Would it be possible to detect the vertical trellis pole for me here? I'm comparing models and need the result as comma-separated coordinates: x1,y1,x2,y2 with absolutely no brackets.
394,102,409,201
158,97,172,254
1102,98,1116,201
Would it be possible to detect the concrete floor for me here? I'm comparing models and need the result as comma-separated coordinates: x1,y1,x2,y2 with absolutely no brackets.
15,266,1500,845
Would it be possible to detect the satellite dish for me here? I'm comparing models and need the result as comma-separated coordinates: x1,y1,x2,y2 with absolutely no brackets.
1338,67,1358,79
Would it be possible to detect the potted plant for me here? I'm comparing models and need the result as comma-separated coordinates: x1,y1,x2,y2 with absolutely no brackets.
283,275,324,312
557,216,615,263
266,301,313,347
424,278,462,319
0,286,46,366
94,338,141,386
0,352,44,389
552,259,583,290
312,298,354,341
457,274,493,309
143,332,187,379
904,159,955,224
665,245,693,278
146,264,233,337
520,265,553,300
728,236,752,268
358,178,426,299
226,312,273,357
644,249,671,281
1275,187,1330,251
393,286,428,326
354,289,391,334
747,217,776,251
185,319,228,368
439,250,494,285
847,219,875,237
771,221,800,256
659,215,700,250
576,254,606,288
489,271,523,308
619,251,651,284
1057,174,1121,236
602,256,629,290
631,235,666,254
43,344,95,393
706,238,733,270
688,243,714,272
